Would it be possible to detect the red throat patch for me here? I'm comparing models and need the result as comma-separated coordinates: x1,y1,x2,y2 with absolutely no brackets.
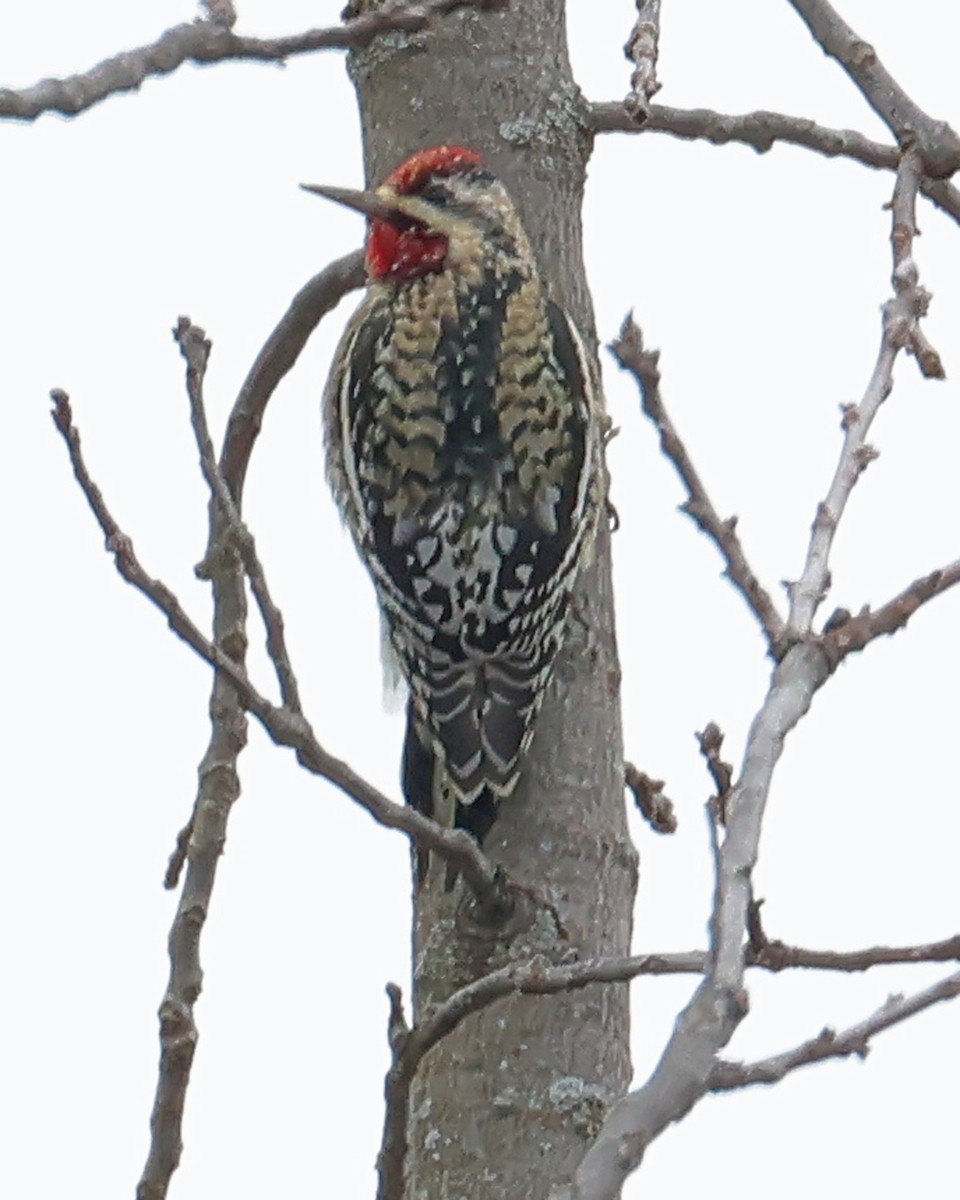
367,145,485,282
367,225,449,282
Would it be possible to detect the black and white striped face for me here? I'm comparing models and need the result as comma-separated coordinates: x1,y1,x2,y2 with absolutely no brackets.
362,168,537,287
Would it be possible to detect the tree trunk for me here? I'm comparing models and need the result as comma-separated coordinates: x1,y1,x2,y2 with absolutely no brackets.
347,5,636,1194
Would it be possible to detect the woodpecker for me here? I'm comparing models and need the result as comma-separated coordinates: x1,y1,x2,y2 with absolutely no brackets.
305,146,603,880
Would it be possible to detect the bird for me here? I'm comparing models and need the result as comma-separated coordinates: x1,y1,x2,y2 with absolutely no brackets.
304,145,603,884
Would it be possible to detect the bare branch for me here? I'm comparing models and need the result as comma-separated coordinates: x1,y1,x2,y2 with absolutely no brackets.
175,316,302,713
569,636,830,1199
221,252,365,501
786,0,960,178
574,207,950,1188
747,900,960,973
49,389,510,918
760,933,960,972
610,319,786,655
923,179,960,228
404,935,960,1063
888,151,945,380
696,723,733,825
0,0,507,121
147,260,364,1191
622,0,662,120
135,465,249,1194
624,763,677,833
378,951,701,1197
422,931,960,998
751,934,960,972
51,388,228,671
412,956,689,1053
589,103,960,227
164,252,363,893
822,559,960,665
381,931,960,1196
378,984,411,1200
786,151,944,637
711,969,960,1091
592,100,904,163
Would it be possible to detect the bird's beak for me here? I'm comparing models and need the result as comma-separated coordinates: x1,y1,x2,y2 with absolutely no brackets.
300,182,400,223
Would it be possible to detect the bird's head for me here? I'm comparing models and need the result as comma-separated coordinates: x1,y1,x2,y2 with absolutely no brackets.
303,145,531,283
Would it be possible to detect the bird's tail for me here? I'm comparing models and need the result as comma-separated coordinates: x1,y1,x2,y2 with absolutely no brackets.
402,699,498,889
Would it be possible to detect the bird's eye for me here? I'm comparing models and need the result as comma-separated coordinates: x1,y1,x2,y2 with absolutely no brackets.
419,183,450,207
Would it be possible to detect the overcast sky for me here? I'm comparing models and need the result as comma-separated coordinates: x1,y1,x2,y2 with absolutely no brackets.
3,3,959,1197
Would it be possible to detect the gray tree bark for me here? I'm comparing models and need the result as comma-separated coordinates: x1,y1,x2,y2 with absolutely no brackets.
347,4,637,1196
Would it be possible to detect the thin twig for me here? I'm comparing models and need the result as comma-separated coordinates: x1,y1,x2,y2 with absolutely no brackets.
887,151,945,380
570,637,837,1200
695,723,733,826
175,317,302,713
377,952,693,1199
624,763,677,833
593,101,906,164
588,103,960,227
822,559,960,666
622,0,662,121
220,253,366,502
747,901,960,973
0,0,507,121
786,0,960,178
146,259,366,1194
163,253,364,891
610,319,786,655
411,956,687,1055
49,390,510,912
786,151,944,637
134,479,249,1195
751,935,960,973
402,931,960,1054
575,556,960,1193
710,969,960,1091
402,935,960,1053
378,984,411,1200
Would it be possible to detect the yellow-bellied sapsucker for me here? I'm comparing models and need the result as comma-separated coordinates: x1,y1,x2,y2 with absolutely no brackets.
305,146,603,880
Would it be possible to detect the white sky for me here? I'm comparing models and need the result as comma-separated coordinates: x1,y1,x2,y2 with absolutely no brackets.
2,2,958,1197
